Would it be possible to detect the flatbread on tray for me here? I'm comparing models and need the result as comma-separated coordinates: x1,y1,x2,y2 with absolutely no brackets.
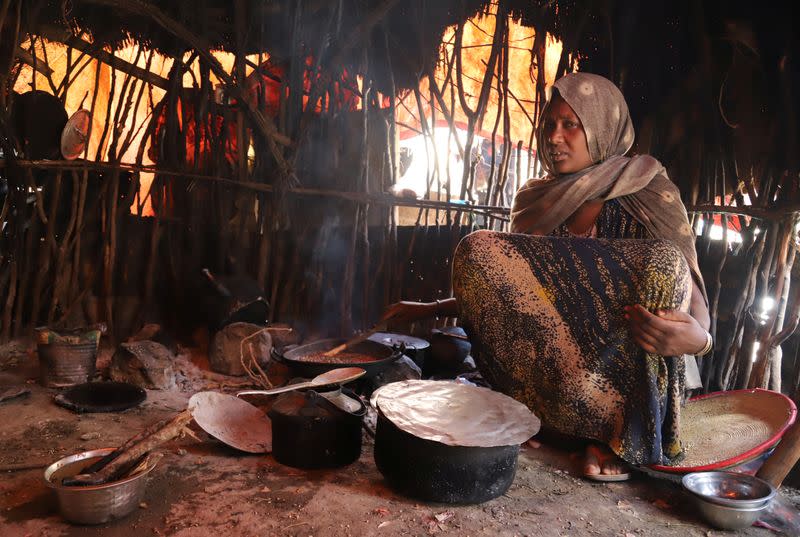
371,380,540,448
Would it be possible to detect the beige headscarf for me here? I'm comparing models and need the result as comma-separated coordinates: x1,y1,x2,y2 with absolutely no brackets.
510,72,706,301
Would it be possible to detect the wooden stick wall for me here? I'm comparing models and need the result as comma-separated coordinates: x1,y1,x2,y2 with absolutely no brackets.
0,0,797,394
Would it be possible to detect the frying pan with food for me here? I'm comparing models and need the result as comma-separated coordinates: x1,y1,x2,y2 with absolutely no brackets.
274,338,403,378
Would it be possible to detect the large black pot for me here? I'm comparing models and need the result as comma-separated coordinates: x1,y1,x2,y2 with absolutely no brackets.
268,389,366,469
274,338,402,378
374,411,519,504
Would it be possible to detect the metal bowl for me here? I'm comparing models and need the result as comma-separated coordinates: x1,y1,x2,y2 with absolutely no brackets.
44,448,158,525
688,494,767,530
682,471,775,508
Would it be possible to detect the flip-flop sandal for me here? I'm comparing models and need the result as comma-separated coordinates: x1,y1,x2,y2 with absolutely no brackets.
582,444,633,482
583,470,632,482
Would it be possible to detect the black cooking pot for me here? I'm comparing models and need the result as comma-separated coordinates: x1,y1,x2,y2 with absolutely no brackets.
374,411,519,504
428,327,471,370
201,269,269,331
274,338,402,378
268,389,366,469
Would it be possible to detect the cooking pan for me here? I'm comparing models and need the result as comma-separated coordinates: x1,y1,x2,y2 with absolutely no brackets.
273,338,403,378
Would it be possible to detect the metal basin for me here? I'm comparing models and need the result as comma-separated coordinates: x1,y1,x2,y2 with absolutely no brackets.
682,471,775,508
44,448,158,525
682,471,773,530
688,495,767,530
38,342,98,387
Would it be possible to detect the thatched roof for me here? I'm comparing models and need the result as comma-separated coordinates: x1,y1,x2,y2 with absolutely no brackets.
29,0,797,111
507,0,796,132
31,0,487,91
24,0,799,201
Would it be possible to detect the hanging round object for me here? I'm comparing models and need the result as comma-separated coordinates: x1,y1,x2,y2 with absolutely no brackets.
60,109,92,160
11,90,68,159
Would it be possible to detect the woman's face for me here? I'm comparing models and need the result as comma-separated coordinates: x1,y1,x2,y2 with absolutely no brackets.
542,95,594,174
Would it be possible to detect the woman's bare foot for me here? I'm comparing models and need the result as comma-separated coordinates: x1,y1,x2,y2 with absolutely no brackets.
583,444,629,477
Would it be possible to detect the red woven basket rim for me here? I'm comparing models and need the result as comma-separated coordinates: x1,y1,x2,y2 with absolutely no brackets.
649,388,797,473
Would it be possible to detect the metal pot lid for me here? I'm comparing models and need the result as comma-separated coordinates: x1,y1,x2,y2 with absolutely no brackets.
371,380,540,448
189,392,272,453
368,332,430,351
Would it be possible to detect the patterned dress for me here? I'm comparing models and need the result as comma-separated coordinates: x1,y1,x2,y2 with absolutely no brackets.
452,200,692,466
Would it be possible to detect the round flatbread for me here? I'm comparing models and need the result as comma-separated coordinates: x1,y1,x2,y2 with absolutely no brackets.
189,391,272,453
371,380,540,447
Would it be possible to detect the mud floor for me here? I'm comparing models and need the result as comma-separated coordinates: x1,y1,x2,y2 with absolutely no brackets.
0,340,795,536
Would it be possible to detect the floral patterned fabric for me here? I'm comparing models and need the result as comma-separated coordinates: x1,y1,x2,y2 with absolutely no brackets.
453,230,692,466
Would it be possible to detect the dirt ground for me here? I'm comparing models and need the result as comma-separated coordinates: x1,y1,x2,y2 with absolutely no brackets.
0,340,795,537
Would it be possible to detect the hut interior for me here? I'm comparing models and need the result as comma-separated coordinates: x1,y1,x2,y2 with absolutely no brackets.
0,0,799,535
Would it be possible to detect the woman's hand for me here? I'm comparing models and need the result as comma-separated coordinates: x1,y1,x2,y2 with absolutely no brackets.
624,304,708,356
381,301,437,323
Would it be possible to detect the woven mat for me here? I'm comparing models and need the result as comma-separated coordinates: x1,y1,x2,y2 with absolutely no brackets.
675,390,794,469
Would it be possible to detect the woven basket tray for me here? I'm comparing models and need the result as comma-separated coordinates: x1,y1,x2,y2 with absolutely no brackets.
650,388,796,473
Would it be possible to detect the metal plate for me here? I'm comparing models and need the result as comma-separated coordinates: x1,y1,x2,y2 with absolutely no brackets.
371,380,540,447
54,381,146,413
189,392,272,453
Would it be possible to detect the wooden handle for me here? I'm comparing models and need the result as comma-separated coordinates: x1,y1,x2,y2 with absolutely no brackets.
323,341,350,356
237,381,314,397
202,268,231,297
323,326,382,356
757,420,800,487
